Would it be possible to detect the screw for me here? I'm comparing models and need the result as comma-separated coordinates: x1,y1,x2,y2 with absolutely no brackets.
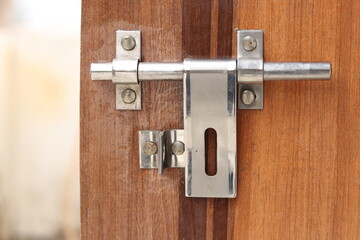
143,141,158,156
171,141,185,155
242,36,257,51
121,88,136,104
241,90,256,105
121,35,136,51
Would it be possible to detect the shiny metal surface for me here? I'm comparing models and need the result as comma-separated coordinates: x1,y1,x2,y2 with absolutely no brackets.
184,59,237,198
90,31,141,83
143,141,158,156
138,62,184,80
91,30,141,110
171,141,185,155
92,29,332,198
241,90,256,105
264,62,331,80
139,130,163,173
120,88,137,104
91,61,331,82
116,84,141,110
237,30,264,109
116,30,141,60
114,31,141,110
139,130,185,173
90,62,112,80
112,31,140,85
90,59,139,84
112,59,138,84
90,30,332,112
237,30,263,83
242,35,257,51
162,130,185,168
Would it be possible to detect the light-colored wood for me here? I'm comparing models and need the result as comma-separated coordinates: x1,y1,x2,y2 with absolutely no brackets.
81,0,360,239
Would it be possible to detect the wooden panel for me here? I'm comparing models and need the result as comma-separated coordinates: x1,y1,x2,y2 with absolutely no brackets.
81,0,234,239
233,0,360,239
80,1,183,239
81,0,360,239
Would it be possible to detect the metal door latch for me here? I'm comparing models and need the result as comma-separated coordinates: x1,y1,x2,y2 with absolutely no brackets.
90,30,331,198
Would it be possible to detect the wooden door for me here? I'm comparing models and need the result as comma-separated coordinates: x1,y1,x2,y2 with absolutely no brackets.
80,0,360,239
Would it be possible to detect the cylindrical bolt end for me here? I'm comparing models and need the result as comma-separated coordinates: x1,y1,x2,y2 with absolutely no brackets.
264,62,331,80
90,63,112,80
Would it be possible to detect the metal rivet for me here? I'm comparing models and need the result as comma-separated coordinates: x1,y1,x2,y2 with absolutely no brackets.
143,141,157,156
171,141,185,155
241,90,256,105
242,36,257,51
121,88,136,104
121,35,136,51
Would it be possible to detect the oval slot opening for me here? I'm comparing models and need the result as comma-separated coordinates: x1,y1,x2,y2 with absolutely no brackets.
205,128,217,176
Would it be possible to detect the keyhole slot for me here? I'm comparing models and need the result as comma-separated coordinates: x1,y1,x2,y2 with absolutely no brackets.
205,128,217,176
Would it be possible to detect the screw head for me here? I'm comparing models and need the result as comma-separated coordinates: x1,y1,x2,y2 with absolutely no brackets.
171,141,185,155
121,88,136,104
242,36,257,51
241,90,256,105
143,141,158,156
121,35,136,51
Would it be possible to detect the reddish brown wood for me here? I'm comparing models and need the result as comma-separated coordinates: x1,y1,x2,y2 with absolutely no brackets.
81,0,360,239
179,1,211,239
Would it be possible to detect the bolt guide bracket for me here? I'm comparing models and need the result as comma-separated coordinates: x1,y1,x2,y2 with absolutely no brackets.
90,30,331,198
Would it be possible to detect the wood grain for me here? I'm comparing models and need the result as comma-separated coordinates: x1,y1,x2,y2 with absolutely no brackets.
233,0,360,239
80,0,184,239
81,0,360,239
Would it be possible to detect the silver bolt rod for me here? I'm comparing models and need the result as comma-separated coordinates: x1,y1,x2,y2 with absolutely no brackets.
264,62,331,80
139,62,331,81
138,62,184,80
91,62,331,81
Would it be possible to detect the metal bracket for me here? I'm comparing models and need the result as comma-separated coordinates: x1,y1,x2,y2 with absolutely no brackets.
91,30,141,110
237,30,264,109
90,29,331,198
139,130,185,174
183,59,237,197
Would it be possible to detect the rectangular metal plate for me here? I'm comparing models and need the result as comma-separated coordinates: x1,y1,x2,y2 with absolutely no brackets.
183,59,237,198
116,30,141,60
115,30,141,110
139,130,162,170
237,30,264,109
238,83,263,109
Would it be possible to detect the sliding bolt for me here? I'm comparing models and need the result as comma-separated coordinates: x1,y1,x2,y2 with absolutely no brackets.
241,90,256,105
121,35,136,51
143,141,157,156
242,36,257,51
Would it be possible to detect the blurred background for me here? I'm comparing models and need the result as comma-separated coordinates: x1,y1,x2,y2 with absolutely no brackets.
0,0,80,239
